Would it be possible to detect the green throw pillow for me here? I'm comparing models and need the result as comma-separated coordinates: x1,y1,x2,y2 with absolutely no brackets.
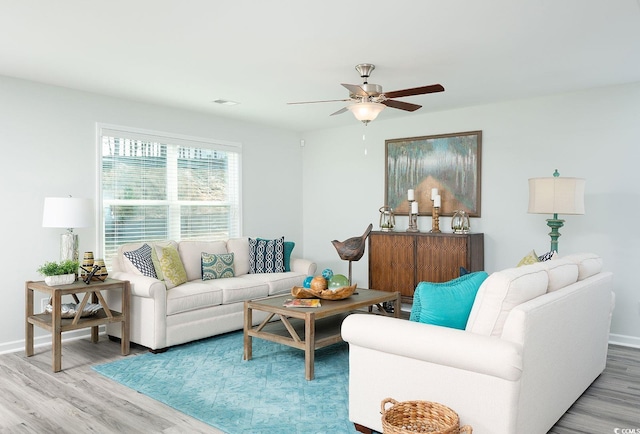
517,250,540,267
202,252,235,280
410,271,489,330
159,246,188,289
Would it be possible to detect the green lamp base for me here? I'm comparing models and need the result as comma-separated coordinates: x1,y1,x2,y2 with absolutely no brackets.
546,213,564,254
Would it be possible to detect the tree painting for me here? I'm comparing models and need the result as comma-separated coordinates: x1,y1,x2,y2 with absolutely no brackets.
385,131,482,216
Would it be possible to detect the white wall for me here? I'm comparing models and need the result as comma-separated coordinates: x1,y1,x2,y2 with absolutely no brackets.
302,81,640,346
0,75,303,351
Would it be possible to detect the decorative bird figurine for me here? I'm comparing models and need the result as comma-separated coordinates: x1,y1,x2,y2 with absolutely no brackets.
331,223,373,284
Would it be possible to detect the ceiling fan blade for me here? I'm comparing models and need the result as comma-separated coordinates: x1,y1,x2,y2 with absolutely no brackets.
341,83,369,97
383,84,445,99
382,99,422,112
287,98,351,105
330,107,348,116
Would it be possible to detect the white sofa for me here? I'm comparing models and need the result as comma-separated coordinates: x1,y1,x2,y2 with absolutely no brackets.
105,238,317,351
342,253,614,434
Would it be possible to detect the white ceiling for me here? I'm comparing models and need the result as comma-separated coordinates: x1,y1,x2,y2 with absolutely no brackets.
2,0,640,133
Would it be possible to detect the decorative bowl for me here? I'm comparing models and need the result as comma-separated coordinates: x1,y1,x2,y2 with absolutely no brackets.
291,284,356,300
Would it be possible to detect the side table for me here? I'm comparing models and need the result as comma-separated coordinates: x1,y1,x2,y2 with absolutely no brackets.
25,277,130,372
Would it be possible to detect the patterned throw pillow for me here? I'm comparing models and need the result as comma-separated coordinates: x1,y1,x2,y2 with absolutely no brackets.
202,252,235,280
538,250,557,262
158,245,188,289
258,238,295,271
123,244,157,278
249,237,285,273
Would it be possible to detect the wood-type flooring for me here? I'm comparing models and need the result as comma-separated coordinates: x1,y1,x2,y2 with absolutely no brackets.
0,337,637,433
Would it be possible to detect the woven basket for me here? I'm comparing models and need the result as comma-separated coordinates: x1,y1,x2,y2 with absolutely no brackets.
381,398,472,434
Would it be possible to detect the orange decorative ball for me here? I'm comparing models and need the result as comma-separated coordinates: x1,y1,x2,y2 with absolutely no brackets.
310,276,328,292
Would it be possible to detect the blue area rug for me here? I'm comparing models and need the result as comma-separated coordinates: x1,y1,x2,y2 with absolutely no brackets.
93,331,357,434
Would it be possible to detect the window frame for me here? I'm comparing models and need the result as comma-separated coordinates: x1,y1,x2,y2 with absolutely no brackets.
96,123,243,261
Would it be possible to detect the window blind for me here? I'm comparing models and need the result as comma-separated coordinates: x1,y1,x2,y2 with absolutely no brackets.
99,125,241,265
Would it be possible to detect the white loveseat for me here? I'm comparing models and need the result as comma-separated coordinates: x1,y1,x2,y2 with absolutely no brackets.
342,253,614,434
105,238,316,351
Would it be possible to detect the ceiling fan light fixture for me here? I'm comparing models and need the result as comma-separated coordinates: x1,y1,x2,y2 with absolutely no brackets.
347,102,385,125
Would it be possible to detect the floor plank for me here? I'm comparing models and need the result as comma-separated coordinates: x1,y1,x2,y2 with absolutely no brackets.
1,337,638,433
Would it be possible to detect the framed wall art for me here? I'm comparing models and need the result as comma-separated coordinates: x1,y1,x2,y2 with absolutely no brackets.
385,130,482,217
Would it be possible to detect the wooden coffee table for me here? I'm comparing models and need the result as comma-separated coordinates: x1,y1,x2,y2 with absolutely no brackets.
243,288,400,380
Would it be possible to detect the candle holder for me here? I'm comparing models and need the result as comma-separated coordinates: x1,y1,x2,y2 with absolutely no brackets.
431,204,441,233
406,200,420,232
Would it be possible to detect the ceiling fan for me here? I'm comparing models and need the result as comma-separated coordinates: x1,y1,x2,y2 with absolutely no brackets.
288,63,444,125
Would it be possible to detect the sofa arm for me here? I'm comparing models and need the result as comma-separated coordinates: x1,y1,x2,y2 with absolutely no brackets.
110,271,167,299
290,257,317,276
342,314,523,381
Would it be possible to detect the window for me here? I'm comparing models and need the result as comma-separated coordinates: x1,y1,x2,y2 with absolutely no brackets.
98,125,241,265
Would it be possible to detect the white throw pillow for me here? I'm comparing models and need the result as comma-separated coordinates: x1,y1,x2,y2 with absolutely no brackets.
227,237,250,275
466,263,549,336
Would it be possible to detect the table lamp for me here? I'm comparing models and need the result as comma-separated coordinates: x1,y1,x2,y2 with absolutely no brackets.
42,196,93,262
528,170,585,254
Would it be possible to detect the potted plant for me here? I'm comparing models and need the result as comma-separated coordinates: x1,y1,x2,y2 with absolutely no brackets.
37,260,79,286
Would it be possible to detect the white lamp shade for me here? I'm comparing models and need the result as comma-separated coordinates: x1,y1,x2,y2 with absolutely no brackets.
42,197,94,229
346,102,385,122
528,177,585,215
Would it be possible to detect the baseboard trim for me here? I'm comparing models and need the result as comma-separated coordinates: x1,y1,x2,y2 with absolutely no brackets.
609,333,640,349
3,329,639,354
0,326,106,355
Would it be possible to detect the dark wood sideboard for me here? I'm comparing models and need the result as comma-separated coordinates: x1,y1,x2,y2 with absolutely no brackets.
368,231,484,302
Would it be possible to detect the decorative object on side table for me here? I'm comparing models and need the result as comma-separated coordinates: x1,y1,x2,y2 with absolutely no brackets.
42,196,93,262
379,206,395,231
331,223,373,284
528,169,585,253
451,210,471,234
37,260,79,286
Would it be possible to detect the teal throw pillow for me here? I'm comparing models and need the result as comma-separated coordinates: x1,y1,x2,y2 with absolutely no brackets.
202,252,235,280
410,271,489,330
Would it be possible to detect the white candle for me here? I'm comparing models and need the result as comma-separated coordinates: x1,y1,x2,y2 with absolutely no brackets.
434,194,441,208
411,201,419,214
431,188,439,200
408,189,415,201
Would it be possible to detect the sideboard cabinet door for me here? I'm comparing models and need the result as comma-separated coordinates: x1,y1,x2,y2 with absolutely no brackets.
368,231,484,302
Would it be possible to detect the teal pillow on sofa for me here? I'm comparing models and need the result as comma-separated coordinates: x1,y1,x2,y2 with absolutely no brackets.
410,271,489,330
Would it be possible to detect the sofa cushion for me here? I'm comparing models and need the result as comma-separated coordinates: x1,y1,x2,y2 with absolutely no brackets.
202,252,235,280
156,245,188,289
540,258,578,292
562,253,603,280
244,271,307,296
249,237,285,273
466,263,549,336
165,281,223,315
410,271,489,329
123,243,158,278
227,237,250,275
178,240,228,281
211,275,269,304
